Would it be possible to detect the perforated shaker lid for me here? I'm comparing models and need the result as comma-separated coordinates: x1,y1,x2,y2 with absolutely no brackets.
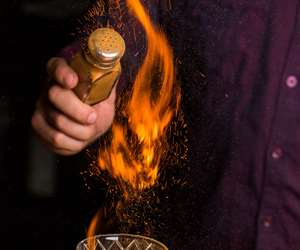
87,27,125,68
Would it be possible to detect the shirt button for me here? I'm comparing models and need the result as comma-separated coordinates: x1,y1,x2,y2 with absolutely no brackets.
286,75,298,88
263,216,273,228
272,147,283,159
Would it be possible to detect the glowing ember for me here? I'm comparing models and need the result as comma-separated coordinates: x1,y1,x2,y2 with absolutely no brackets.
98,0,180,194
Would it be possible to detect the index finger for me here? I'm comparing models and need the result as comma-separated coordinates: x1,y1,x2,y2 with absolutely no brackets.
48,85,97,125
47,57,78,89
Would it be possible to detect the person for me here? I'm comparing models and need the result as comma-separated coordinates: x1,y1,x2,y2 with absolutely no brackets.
31,0,300,249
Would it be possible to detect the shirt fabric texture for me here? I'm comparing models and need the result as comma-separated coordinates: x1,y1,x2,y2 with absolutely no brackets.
86,1,300,249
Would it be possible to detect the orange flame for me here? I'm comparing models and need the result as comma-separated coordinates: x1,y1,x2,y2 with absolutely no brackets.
86,211,102,250
85,0,180,243
98,0,180,193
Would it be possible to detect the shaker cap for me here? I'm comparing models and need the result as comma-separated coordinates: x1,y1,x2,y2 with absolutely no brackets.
87,27,125,68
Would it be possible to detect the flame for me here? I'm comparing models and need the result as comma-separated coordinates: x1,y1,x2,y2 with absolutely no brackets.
85,0,181,243
98,0,180,193
86,211,102,250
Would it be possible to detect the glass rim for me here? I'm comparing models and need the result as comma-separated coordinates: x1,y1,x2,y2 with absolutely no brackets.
76,233,168,250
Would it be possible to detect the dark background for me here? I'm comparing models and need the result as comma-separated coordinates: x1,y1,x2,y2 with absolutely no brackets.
0,1,103,249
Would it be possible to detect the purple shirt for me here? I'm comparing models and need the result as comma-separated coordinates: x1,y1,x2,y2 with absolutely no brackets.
98,1,300,249
171,1,300,249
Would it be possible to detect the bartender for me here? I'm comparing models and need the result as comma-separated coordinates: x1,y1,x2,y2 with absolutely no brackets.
32,1,300,249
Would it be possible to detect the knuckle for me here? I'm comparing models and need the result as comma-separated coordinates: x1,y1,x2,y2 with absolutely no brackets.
54,65,65,81
52,112,64,129
51,132,63,147
48,86,60,103
56,117,65,129
31,111,41,129
31,114,38,129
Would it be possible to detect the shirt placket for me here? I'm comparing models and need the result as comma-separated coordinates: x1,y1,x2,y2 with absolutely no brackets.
256,5,300,249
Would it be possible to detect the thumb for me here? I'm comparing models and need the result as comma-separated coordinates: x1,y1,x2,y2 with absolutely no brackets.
47,57,79,89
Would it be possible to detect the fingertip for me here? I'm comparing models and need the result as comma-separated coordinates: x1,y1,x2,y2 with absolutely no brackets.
64,72,78,89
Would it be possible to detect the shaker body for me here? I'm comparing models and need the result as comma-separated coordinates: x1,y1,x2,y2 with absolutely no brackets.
70,52,121,105
69,27,125,106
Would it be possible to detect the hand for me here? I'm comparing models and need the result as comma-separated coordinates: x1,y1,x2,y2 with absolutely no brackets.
31,57,116,155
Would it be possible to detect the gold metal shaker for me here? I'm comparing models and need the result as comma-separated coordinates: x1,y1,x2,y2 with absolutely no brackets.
70,27,126,105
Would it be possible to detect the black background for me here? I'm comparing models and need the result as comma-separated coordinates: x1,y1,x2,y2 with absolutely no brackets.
0,1,103,249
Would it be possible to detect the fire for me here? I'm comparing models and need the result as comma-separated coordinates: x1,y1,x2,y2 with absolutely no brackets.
85,0,181,244
98,0,180,193
86,212,101,250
